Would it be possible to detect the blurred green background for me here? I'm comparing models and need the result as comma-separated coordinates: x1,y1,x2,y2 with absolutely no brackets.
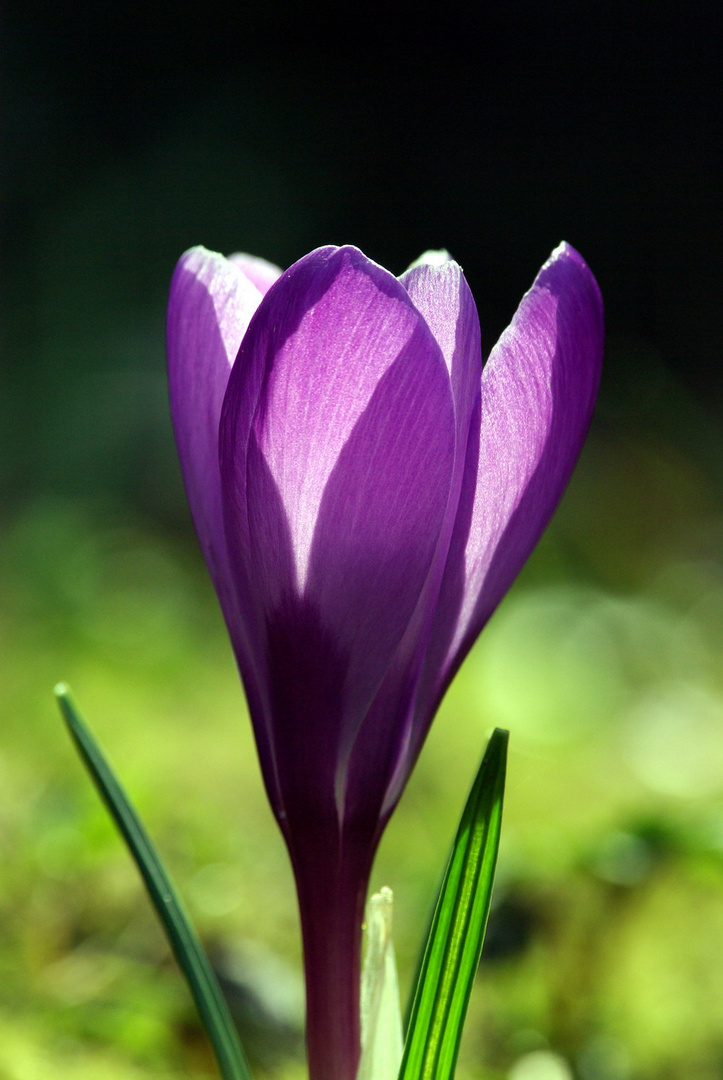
2,3,723,1078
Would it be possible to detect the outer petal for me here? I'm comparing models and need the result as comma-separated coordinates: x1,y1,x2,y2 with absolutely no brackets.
229,252,283,295
418,241,604,731
167,246,264,618
219,245,457,820
167,245,276,777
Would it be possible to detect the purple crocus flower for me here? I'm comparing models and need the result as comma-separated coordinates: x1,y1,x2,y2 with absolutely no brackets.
167,242,603,1080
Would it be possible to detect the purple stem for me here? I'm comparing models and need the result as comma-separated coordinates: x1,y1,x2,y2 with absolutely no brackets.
288,827,376,1080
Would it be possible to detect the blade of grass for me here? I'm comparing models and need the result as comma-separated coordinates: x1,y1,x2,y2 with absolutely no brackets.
399,727,508,1080
55,684,253,1080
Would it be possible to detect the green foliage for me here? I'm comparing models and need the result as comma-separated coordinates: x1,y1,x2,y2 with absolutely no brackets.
55,687,253,1080
3,380,723,1080
400,730,506,1080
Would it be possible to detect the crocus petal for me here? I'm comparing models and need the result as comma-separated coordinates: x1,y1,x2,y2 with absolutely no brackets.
419,241,604,729
220,246,457,818
167,247,264,617
229,251,283,294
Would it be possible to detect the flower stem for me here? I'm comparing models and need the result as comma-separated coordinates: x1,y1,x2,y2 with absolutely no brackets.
289,830,375,1080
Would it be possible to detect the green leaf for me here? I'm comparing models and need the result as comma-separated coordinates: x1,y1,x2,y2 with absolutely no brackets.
55,684,254,1080
399,727,508,1080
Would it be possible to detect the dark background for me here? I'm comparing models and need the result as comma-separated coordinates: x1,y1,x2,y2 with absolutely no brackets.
2,0,721,527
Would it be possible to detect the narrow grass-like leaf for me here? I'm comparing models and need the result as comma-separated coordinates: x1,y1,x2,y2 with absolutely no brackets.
399,727,508,1080
55,684,253,1080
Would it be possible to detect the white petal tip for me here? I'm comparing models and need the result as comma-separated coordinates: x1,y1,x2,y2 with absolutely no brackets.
405,249,454,271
